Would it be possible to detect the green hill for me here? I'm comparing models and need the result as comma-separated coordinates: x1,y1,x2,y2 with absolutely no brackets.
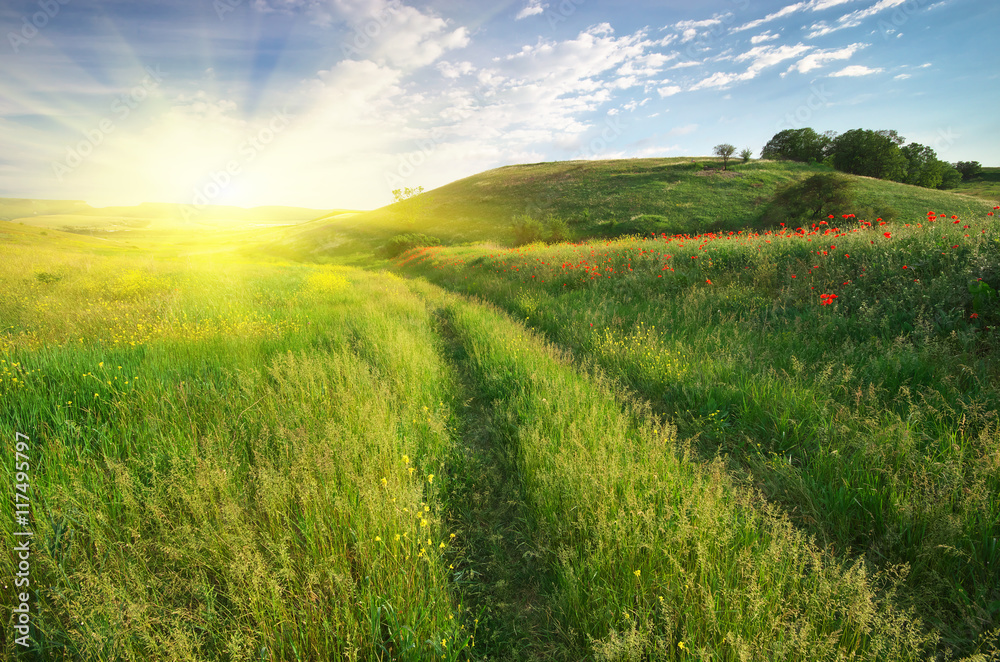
259,158,998,260
0,198,348,235
955,166,1000,203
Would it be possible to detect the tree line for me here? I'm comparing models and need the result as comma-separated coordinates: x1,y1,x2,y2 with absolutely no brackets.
759,127,983,190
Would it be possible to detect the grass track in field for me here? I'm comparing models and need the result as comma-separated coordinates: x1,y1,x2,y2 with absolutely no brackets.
395,205,1000,657
1,256,474,661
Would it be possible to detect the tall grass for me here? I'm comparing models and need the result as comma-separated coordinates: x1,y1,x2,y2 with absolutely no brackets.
397,207,1000,656
436,288,933,660
1,246,473,660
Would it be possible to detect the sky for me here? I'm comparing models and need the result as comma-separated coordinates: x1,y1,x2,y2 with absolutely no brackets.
1,0,997,210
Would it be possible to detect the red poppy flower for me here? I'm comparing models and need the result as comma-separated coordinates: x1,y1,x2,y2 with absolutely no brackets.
884,232,891,238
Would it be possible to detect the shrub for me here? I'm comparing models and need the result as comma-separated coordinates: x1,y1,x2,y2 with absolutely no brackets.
608,214,679,238
513,215,546,246
545,215,571,244
762,173,854,225
954,161,982,181
384,233,441,257
761,128,832,163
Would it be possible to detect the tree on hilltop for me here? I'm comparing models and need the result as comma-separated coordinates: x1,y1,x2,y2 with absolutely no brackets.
713,143,736,170
954,161,982,181
830,129,907,181
760,128,832,163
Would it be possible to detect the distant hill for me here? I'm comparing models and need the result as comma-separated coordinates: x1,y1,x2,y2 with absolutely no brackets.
256,157,998,260
954,166,1000,204
0,198,350,235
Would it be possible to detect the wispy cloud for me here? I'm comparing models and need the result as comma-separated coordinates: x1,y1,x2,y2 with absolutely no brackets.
783,42,864,75
805,0,910,38
670,15,727,43
751,31,781,44
515,0,547,20
690,42,811,90
732,0,857,33
829,64,883,76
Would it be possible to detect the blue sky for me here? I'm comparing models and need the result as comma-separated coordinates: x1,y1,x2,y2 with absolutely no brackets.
1,0,997,209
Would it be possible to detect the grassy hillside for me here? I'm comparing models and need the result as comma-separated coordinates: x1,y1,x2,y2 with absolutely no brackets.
395,203,1000,657
1,227,947,661
261,158,997,259
955,166,1000,204
4,157,999,660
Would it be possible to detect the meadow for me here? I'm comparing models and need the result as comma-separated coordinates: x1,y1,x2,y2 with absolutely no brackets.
2,160,999,661
396,203,1000,658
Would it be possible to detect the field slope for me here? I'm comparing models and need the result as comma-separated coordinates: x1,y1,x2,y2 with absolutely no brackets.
395,195,1000,656
3,158,999,660
258,158,997,258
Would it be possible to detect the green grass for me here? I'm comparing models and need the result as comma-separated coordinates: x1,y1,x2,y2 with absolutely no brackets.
395,203,1000,657
257,158,995,258
4,157,1000,660
955,167,1000,204
434,288,935,661
1,245,473,660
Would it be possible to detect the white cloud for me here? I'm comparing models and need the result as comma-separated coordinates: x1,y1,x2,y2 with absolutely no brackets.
688,42,810,91
617,52,675,77
783,42,864,75
732,0,857,33
671,15,728,43
255,0,468,68
689,71,750,90
674,17,726,30
732,3,809,33
437,60,476,78
515,0,547,20
894,73,910,79
805,0,910,38
810,0,859,9
622,98,651,111
657,85,682,97
751,31,780,44
433,25,655,164
309,59,404,106
734,42,812,76
830,64,883,76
